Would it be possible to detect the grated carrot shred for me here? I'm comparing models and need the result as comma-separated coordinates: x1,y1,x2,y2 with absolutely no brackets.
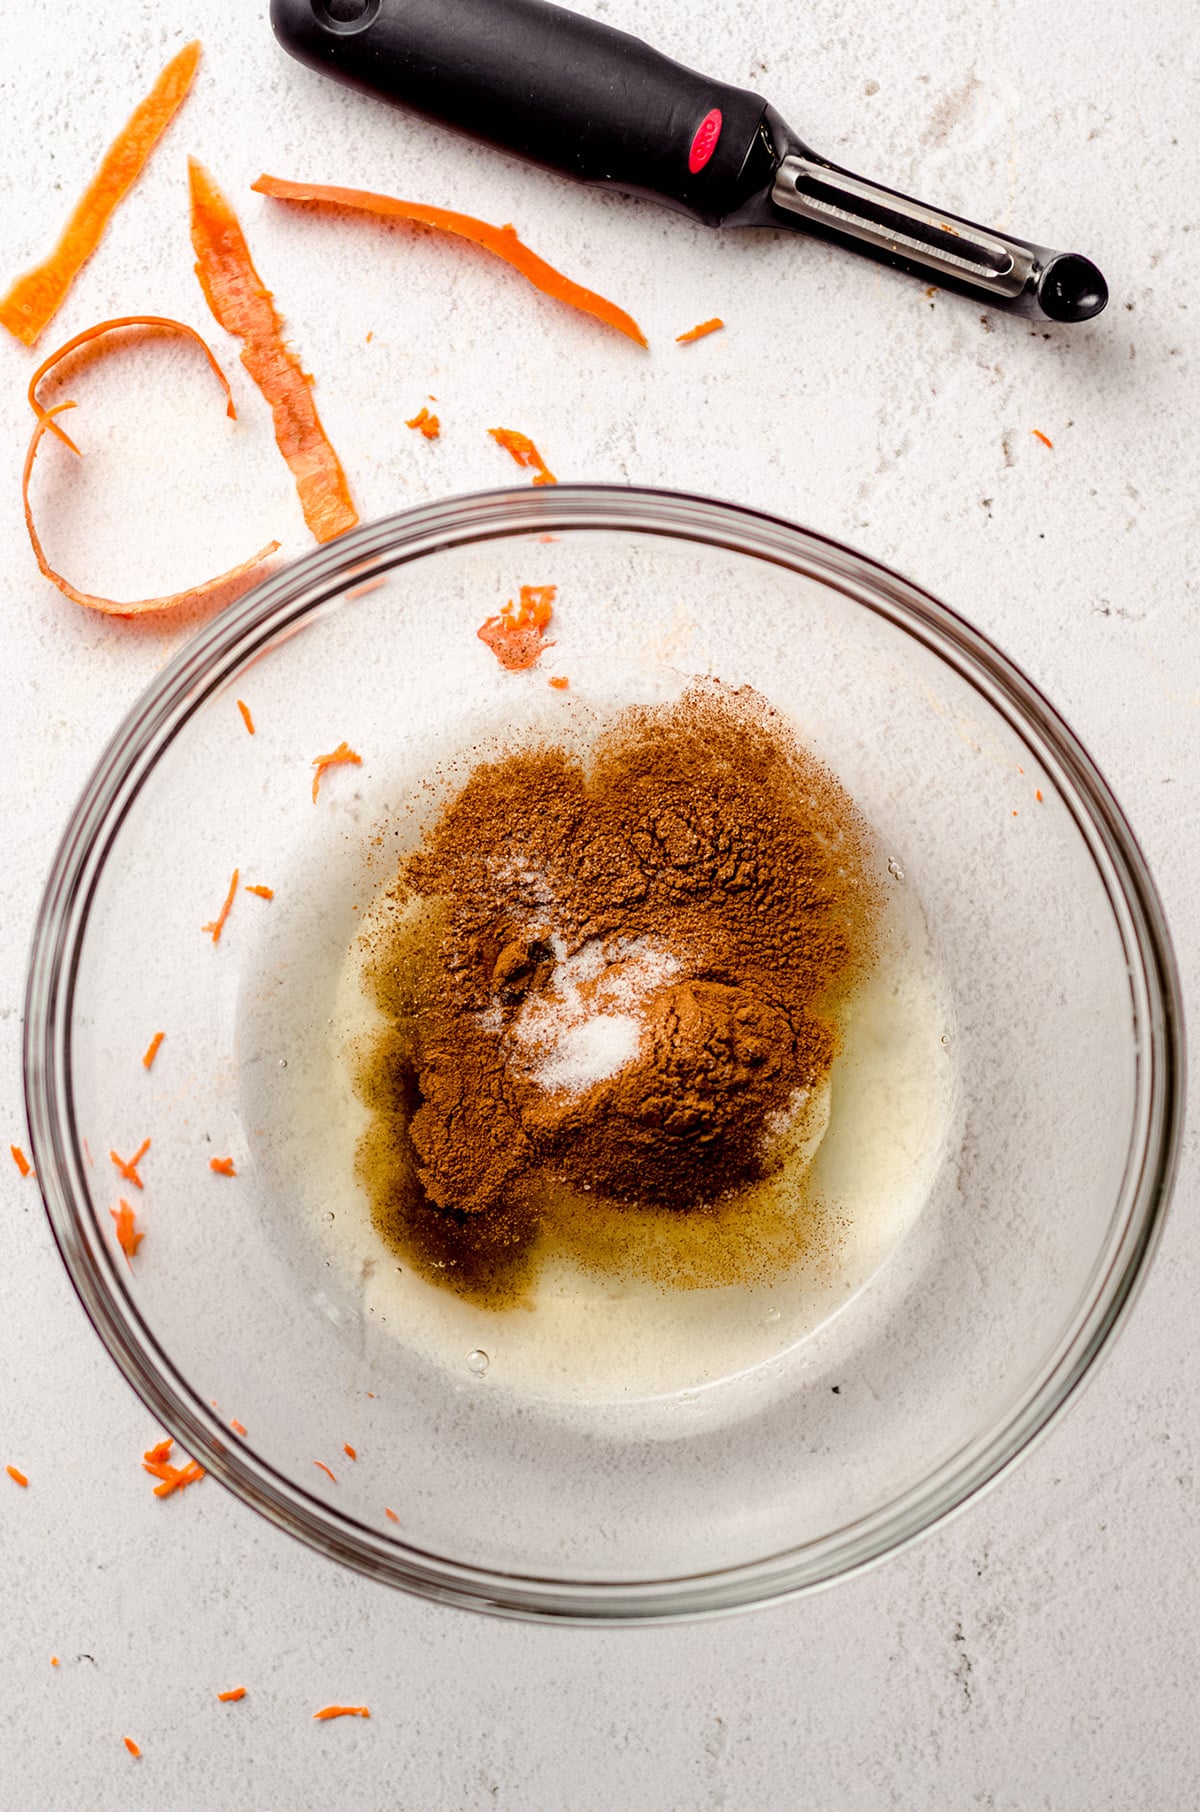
6,1465,28,1488
675,316,725,344
311,741,362,803
384,1507,399,1524
110,1199,144,1262
1036,789,1044,802
343,1444,357,1460
10,1145,31,1178
124,1737,141,1759
244,884,275,900
0,43,202,347
405,406,441,440
144,1439,174,1466
1032,429,1054,448
218,1687,247,1703
489,427,556,486
189,160,358,545
203,869,240,943
142,1032,165,1071
313,1705,370,1721
51,1657,60,1667
210,1157,237,1177
477,584,557,672
313,1460,337,1484
111,1138,150,1189
252,176,646,348
144,1454,205,1498
230,1420,247,1437
548,676,570,690
236,699,256,735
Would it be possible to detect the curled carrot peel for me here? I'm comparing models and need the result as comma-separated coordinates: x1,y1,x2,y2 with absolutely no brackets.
218,1688,247,1703
10,1145,31,1178
313,1461,337,1484
142,1032,165,1071
237,699,256,735
111,1200,145,1262
6,1465,28,1488
489,427,556,486
252,176,647,349
203,869,240,944
245,884,275,900
189,161,358,546
111,1138,151,1189
124,1738,141,1759
676,316,725,343
405,406,441,440
312,742,362,803
0,43,202,346
23,318,279,616
313,1706,370,1721
477,584,556,673
210,1157,237,1177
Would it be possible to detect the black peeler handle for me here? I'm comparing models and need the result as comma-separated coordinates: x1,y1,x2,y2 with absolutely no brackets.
269,0,783,226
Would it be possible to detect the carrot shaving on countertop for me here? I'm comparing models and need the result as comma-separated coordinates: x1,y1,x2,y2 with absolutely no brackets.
203,868,240,944
210,1157,237,1177
384,1507,399,1523
6,1465,28,1488
477,583,557,673
311,741,362,803
252,176,647,349
1036,789,1044,802
110,1200,145,1262
51,1657,60,1667
144,1439,174,1466
111,1138,151,1189
405,406,441,440
236,699,256,735
230,1420,247,1437
124,1738,142,1759
548,675,570,690
1032,429,1054,448
10,1145,31,1177
142,1032,165,1071
676,316,725,343
0,43,202,347
143,1452,205,1498
23,318,278,616
343,1444,357,1461
313,1461,338,1484
313,1706,371,1721
189,160,358,546
489,427,557,486
244,884,275,900
217,1687,247,1702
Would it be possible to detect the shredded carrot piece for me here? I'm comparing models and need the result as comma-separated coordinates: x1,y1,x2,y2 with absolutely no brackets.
252,176,647,348
218,1687,247,1703
343,1444,357,1461
189,160,358,545
489,427,557,486
311,741,362,803
676,316,725,343
313,1461,337,1484
124,1737,141,1759
203,869,240,944
0,44,202,347
405,406,441,440
244,884,275,900
111,1138,151,1190
548,676,570,690
51,1657,59,1667
6,1465,28,1488
477,583,557,672
384,1507,399,1524
236,699,256,735
142,1032,165,1071
210,1157,237,1177
23,318,278,615
110,1199,145,1262
1036,789,1044,802
145,1455,205,1499
230,1420,248,1437
143,1439,174,1466
313,1705,370,1721
1032,429,1054,448
10,1145,31,1178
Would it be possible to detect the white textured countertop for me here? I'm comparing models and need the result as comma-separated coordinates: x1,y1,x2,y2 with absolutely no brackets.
1,0,1197,1804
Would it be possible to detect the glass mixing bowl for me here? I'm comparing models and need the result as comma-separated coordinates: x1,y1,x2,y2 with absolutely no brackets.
25,486,1183,1622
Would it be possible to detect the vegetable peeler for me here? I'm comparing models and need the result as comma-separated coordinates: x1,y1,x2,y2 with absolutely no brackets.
270,0,1108,323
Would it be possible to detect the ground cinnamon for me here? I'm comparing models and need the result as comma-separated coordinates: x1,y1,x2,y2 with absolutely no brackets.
355,684,879,1305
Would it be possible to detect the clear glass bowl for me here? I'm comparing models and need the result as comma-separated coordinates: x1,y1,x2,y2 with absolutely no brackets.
25,486,1184,1622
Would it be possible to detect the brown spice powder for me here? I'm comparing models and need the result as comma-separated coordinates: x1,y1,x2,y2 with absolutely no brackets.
354,684,880,1306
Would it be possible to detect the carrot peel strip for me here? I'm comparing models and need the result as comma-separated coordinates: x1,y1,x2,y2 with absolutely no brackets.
6,1465,28,1488
384,1507,400,1524
236,699,256,735
190,161,358,545
0,44,202,347
313,1460,338,1484
10,1145,31,1178
313,1705,370,1721
203,869,240,944
124,1737,142,1758
489,427,556,486
676,316,725,343
142,1032,165,1070
218,1687,247,1703
311,742,362,803
252,176,647,348
244,884,275,900
23,318,278,617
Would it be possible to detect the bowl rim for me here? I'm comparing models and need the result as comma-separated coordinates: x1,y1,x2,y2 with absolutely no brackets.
24,482,1186,1624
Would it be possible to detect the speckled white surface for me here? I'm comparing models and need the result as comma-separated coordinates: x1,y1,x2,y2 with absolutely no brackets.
1,0,1197,1804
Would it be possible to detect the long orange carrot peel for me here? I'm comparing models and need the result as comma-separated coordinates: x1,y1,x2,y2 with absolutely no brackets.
489,427,557,486
0,43,201,346
676,316,725,343
252,176,647,349
203,869,240,943
189,161,358,546
10,1145,32,1178
111,1137,151,1189
405,406,441,440
23,318,279,617
313,1706,370,1721
311,742,362,803
313,1460,338,1484
477,584,556,672
142,1032,165,1070
110,1200,145,1262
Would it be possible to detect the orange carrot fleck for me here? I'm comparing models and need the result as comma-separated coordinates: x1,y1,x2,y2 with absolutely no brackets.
244,884,275,900
111,1138,150,1189
1036,789,1044,802
0,44,202,347
1032,429,1054,449
144,1453,205,1498
124,1737,141,1759
110,1199,145,1262
23,319,278,616
343,1444,357,1461
51,1657,59,1667
218,1687,247,1703
548,676,569,690
676,316,725,344
189,160,358,546
203,868,240,943
313,1461,337,1484
142,1032,165,1070
489,427,556,486
10,1144,31,1178
406,406,441,440
236,698,256,735
6,1465,28,1488
143,1438,174,1466
210,1157,237,1177
477,583,557,672
384,1507,399,1524
252,176,647,348
313,1705,370,1721
230,1420,247,1437
311,741,362,803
